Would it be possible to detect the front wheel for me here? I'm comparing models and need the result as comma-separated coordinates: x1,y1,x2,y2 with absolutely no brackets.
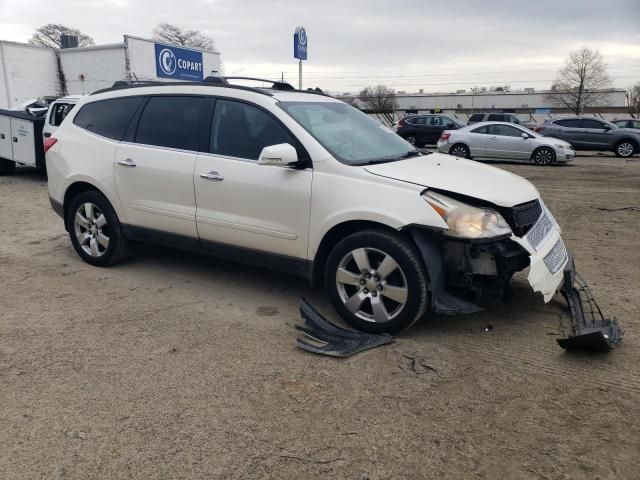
325,230,428,334
66,190,130,267
614,140,636,158
532,147,555,166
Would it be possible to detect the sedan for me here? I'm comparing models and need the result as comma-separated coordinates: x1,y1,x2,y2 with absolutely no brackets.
437,122,574,165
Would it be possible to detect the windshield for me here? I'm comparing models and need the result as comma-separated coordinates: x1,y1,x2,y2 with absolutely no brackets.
278,101,417,165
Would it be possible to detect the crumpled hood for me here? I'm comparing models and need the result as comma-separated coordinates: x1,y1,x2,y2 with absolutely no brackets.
364,152,539,207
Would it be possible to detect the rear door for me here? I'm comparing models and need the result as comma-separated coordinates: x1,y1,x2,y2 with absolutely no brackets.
424,116,451,144
485,124,530,159
114,95,208,238
551,119,583,146
194,98,312,259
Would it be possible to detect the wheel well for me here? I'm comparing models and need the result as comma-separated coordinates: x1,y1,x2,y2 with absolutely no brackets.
62,182,100,230
616,138,639,150
310,220,404,289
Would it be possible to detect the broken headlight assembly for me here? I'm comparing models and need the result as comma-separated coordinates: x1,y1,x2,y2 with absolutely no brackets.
422,191,512,239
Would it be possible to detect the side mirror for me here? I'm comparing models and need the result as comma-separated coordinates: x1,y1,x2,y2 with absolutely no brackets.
521,133,529,139
602,125,612,131
258,143,299,167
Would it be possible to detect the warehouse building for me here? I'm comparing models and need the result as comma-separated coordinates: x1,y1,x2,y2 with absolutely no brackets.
0,35,221,109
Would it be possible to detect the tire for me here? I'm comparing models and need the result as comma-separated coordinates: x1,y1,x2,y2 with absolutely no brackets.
614,140,637,158
532,147,556,166
449,143,470,159
66,190,130,267
405,135,417,146
0,158,15,175
324,229,428,334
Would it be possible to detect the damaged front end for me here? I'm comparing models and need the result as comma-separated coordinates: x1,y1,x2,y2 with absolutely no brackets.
411,194,623,351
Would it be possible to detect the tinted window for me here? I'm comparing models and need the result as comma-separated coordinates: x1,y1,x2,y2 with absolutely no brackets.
408,116,426,125
49,102,75,126
554,119,581,128
613,120,627,128
487,114,504,121
488,124,524,137
471,126,489,134
469,114,484,122
211,99,295,160
428,116,449,126
579,119,606,129
632,121,640,129
135,96,207,151
74,97,144,140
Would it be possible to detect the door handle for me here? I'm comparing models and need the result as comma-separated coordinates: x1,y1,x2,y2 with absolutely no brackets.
0,133,5,139
200,171,224,181
118,159,136,167
12,137,18,142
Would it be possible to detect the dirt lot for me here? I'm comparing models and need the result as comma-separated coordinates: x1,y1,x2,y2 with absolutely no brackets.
1,154,639,479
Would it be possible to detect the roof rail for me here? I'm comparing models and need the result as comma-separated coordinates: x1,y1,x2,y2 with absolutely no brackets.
223,76,295,91
90,77,275,97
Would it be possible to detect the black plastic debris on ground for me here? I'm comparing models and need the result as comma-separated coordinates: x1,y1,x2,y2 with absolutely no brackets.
558,256,624,351
295,298,394,358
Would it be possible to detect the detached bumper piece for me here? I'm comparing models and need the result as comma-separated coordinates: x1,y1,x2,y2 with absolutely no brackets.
295,298,394,358
558,256,623,351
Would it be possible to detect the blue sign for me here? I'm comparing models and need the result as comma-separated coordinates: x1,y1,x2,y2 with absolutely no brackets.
155,43,204,81
294,26,307,60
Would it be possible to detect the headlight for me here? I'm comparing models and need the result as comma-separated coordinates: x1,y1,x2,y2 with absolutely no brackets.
554,144,565,149
422,191,512,239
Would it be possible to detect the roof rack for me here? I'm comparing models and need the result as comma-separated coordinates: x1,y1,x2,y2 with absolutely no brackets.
90,76,327,97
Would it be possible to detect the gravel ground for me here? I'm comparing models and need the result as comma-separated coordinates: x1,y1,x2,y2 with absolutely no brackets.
1,153,639,479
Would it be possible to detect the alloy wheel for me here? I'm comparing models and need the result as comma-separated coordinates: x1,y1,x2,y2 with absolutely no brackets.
73,202,109,257
617,142,634,158
450,145,468,158
335,247,408,323
534,148,554,165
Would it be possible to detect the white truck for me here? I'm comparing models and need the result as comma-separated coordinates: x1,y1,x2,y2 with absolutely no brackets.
0,95,80,175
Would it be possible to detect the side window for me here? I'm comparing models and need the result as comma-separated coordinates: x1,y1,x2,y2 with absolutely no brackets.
49,102,75,126
409,116,426,125
488,125,523,137
469,114,484,122
580,119,606,129
428,116,445,126
210,99,295,161
135,96,208,151
471,126,489,134
555,119,581,128
612,121,626,128
74,97,144,140
487,114,504,121
632,121,640,129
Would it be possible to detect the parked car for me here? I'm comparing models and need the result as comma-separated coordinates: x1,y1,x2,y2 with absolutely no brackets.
467,112,536,130
394,114,465,146
436,121,574,165
612,118,640,130
534,117,640,158
42,95,82,140
46,77,573,335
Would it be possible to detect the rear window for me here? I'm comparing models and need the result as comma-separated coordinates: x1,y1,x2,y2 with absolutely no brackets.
74,97,144,141
49,102,75,127
135,96,208,151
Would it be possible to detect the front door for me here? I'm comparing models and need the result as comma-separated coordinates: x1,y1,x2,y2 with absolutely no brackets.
485,124,531,159
114,95,209,238
194,98,312,260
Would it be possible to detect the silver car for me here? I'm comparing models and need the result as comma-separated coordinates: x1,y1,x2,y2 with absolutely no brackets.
437,122,574,165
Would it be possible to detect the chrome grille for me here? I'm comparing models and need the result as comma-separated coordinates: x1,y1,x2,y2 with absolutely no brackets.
543,238,568,274
526,210,554,250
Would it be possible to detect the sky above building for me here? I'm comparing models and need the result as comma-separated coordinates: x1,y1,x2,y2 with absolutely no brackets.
1,0,639,94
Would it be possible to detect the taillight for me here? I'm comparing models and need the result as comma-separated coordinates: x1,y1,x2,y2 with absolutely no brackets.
44,137,58,153
533,126,544,133
397,118,406,127
440,132,451,141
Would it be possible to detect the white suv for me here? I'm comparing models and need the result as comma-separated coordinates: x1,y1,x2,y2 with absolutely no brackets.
46,77,570,333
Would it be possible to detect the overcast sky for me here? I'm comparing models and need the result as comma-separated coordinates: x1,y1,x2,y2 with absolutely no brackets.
1,0,639,93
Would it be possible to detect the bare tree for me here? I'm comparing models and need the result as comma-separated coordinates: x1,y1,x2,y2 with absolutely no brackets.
336,94,360,108
153,23,215,51
545,47,612,115
357,85,398,113
28,24,94,49
627,82,640,117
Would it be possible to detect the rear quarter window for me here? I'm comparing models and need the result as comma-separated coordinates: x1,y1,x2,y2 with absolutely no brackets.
469,114,484,122
49,102,76,126
487,114,504,121
73,97,144,141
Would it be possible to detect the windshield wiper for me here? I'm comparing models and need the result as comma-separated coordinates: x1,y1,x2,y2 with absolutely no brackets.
359,150,422,166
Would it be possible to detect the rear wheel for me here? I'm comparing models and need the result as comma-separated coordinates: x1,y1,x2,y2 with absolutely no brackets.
325,230,428,334
67,190,130,267
405,135,417,146
614,140,636,158
532,147,555,166
449,143,470,158
0,158,15,175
